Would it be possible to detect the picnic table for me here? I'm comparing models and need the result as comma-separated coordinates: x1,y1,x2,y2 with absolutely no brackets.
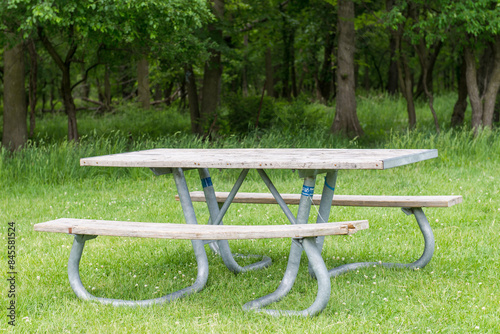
35,148,461,316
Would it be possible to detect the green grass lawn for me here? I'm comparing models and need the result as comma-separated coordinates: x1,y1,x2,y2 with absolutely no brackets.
1,94,499,333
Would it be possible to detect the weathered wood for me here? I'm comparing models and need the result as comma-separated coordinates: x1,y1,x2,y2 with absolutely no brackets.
80,148,437,170
34,218,369,240
182,191,463,208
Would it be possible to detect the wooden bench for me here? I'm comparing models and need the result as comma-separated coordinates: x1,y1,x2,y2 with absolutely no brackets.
182,191,463,208
34,218,368,239
34,218,368,316
180,191,462,276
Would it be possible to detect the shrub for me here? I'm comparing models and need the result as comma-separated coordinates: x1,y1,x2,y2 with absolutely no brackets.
222,93,276,134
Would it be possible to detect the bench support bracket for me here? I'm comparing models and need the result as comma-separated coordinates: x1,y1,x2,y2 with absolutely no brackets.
243,237,330,317
242,174,332,317
326,207,435,277
67,234,209,306
66,168,210,306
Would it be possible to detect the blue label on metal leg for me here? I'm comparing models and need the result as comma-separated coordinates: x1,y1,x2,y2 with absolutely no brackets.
201,177,213,188
301,185,315,197
324,177,335,192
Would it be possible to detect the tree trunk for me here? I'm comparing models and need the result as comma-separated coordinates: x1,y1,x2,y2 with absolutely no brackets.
185,65,202,135
200,0,224,136
242,34,249,97
201,49,222,132
49,79,57,113
451,58,468,127
317,30,335,103
27,39,38,138
482,37,500,128
414,41,440,133
290,30,298,97
386,0,398,95
38,27,79,141
2,41,27,151
464,45,483,131
61,66,79,141
265,47,275,97
331,0,363,137
137,57,150,109
464,37,500,131
399,54,416,129
104,65,112,110
280,2,293,99
163,81,174,104
362,53,371,91
414,41,443,99
394,25,416,130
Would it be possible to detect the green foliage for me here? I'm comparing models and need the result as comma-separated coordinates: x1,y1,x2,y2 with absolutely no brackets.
384,0,500,47
222,94,276,133
1,0,212,63
29,104,191,144
216,94,330,136
274,97,329,133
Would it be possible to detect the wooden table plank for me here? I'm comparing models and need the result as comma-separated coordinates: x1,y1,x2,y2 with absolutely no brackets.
80,148,437,170
34,218,368,239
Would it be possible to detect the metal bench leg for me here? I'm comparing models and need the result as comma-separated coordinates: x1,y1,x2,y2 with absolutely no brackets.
67,234,209,306
65,168,211,306
243,175,332,316
309,171,338,277
198,168,272,273
242,238,331,317
327,207,435,278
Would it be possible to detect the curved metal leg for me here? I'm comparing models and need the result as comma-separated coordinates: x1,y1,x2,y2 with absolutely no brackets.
242,241,303,311
243,175,331,317
328,207,435,277
198,168,272,273
243,238,331,317
67,234,209,306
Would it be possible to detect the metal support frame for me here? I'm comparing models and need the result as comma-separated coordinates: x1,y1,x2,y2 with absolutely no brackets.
297,170,435,278
198,168,271,273
63,164,435,315
242,174,331,316
66,168,209,306
308,171,337,277
243,169,435,315
326,207,435,277
243,237,330,317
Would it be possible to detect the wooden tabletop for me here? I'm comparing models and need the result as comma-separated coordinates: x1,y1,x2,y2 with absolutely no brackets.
80,148,437,170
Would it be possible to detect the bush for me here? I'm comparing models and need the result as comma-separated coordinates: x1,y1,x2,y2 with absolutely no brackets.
220,94,330,135
221,94,276,134
274,97,329,133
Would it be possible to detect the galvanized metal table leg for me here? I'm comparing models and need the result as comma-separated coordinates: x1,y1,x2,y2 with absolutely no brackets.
243,175,328,316
257,169,297,225
198,168,272,273
66,168,209,306
243,237,330,317
309,171,338,277
327,207,435,277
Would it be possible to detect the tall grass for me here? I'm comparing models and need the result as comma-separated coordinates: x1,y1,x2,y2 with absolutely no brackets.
1,125,498,187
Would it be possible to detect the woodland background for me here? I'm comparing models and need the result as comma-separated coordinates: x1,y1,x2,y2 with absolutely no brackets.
1,0,499,149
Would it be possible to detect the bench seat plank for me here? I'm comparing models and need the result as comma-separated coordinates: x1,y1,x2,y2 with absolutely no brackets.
182,191,462,208
34,218,368,240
